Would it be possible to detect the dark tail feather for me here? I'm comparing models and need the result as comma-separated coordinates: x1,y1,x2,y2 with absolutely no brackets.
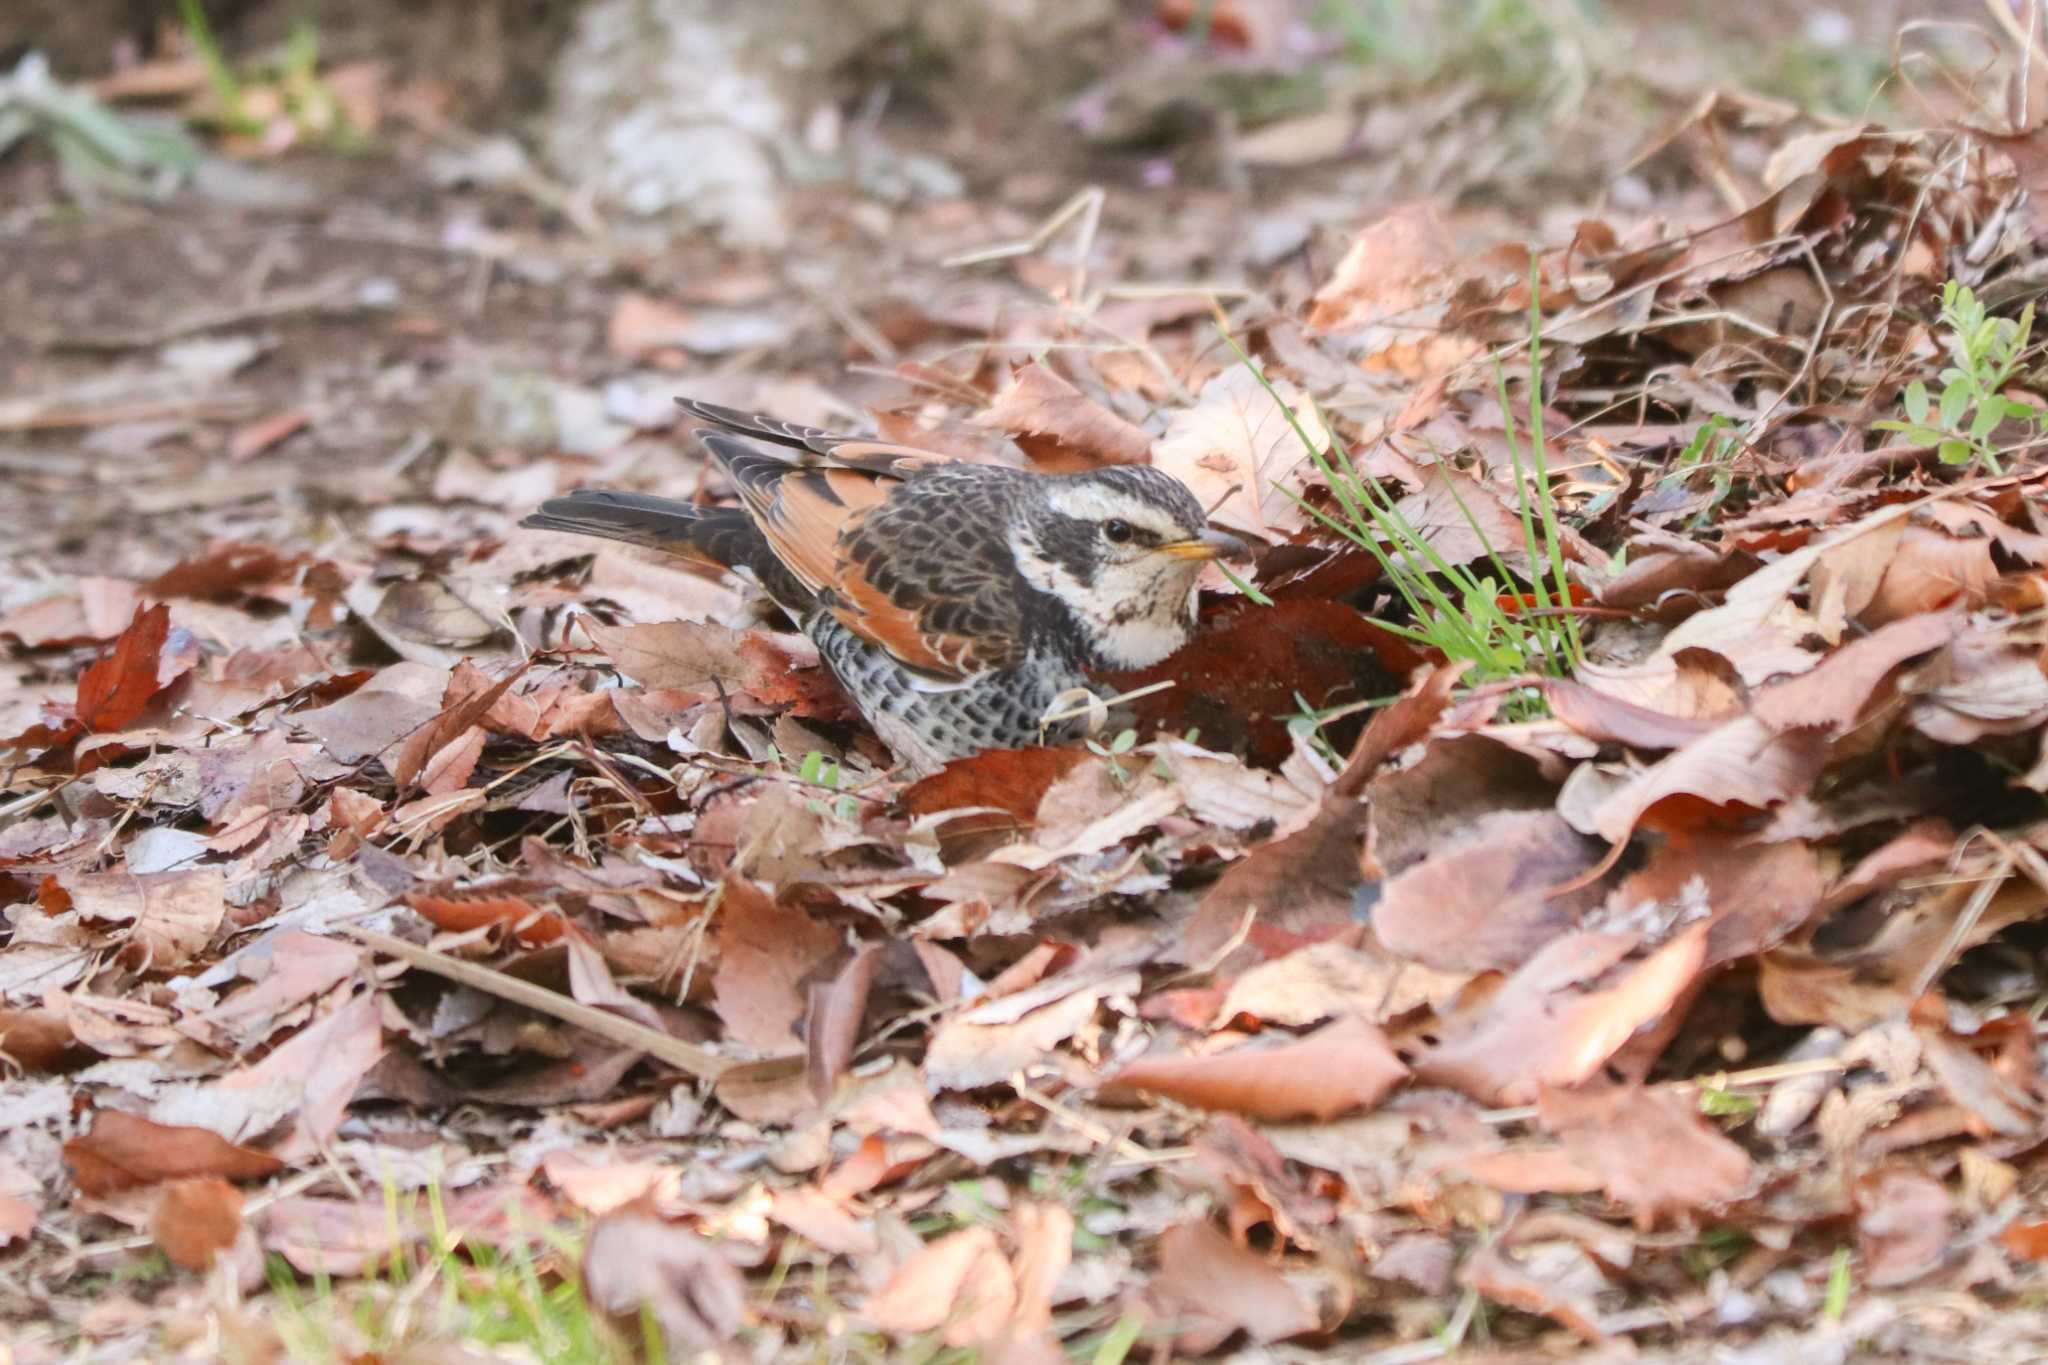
676,397,840,457
522,488,814,610
521,489,719,554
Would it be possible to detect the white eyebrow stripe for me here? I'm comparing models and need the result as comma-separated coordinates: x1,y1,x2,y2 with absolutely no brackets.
1045,484,1183,533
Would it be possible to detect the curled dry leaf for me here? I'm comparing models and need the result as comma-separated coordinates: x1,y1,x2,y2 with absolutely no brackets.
581,1209,748,1354
975,362,1153,469
74,602,182,733
1460,1240,1609,1343
1588,716,1831,843
1415,924,1708,1106
1105,1014,1408,1120
404,888,565,946
65,1110,284,1197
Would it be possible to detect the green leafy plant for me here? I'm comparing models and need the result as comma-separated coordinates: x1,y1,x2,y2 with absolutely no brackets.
178,0,363,147
795,748,859,820
1875,280,2043,474
1086,726,1140,784
0,52,199,198
1225,267,1584,708
1666,412,1744,524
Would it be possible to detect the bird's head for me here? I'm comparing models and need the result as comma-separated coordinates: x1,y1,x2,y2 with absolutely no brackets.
1006,465,1249,669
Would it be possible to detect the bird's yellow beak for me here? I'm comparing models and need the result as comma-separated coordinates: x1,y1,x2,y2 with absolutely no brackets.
1157,528,1251,562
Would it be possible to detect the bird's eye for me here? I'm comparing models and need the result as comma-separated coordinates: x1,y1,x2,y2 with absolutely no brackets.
1103,519,1134,544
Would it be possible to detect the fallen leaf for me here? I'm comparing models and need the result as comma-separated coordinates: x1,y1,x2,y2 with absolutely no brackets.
975,362,1152,469
864,1225,1017,1346
1857,1167,1953,1286
65,1111,283,1196
1106,1013,1407,1120
227,408,310,462
1414,924,1708,1105
1460,1240,1608,1342
404,889,565,946
1538,1083,1752,1229
74,603,177,733
149,1177,245,1269
1588,716,1830,843
1150,363,1331,539
1150,1219,1317,1347
1374,809,1605,972
64,868,225,969
712,877,839,1052
581,1209,748,1353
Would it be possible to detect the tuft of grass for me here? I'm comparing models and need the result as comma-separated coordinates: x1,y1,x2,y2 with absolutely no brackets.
176,0,365,148
1875,280,2043,475
1822,1245,1854,1322
265,1180,641,1364
1223,262,1585,707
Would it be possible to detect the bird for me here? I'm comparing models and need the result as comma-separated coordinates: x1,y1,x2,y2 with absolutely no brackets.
522,399,1249,771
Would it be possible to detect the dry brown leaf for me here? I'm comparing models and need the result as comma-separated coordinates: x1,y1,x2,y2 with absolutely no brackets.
1307,202,1458,334
975,362,1152,470
924,972,1133,1092
405,889,565,946
65,868,225,968
1538,1083,1752,1229
149,1177,245,1270
807,943,880,1101
1149,363,1330,539
1375,809,1606,972
1589,716,1831,843
1415,924,1708,1105
1460,1240,1608,1342
1150,1218,1317,1347
1105,1014,1408,1120
214,989,384,1162
65,1111,284,1196
580,1209,748,1352
712,876,838,1053
1857,1167,1953,1287
74,602,180,733
864,1225,1018,1346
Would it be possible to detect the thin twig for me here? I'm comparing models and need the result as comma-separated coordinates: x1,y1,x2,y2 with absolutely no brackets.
340,925,732,1081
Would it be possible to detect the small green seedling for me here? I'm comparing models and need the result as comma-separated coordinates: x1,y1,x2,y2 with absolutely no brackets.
1875,280,2043,474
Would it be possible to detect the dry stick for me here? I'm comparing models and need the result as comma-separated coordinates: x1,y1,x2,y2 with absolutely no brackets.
1910,845,2017,1000
340,925,732,1081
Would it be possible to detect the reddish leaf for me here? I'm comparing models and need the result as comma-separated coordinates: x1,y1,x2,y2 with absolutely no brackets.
65,1111,283,1196
0,1008,80,1071
1098,600,1407,766
807,944,880,1102
1105,1014,1408,1120
1414,924,1708,1106
150,1177,245,1270
405,889,565,945
73,603,173,732
975,362,1153,470
391,661,528,790
899,747,1089,832
1375,809,1606,972
1857,1167,1953,1286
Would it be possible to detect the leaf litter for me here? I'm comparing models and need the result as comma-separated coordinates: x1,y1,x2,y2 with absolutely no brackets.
8,9,2048,1363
